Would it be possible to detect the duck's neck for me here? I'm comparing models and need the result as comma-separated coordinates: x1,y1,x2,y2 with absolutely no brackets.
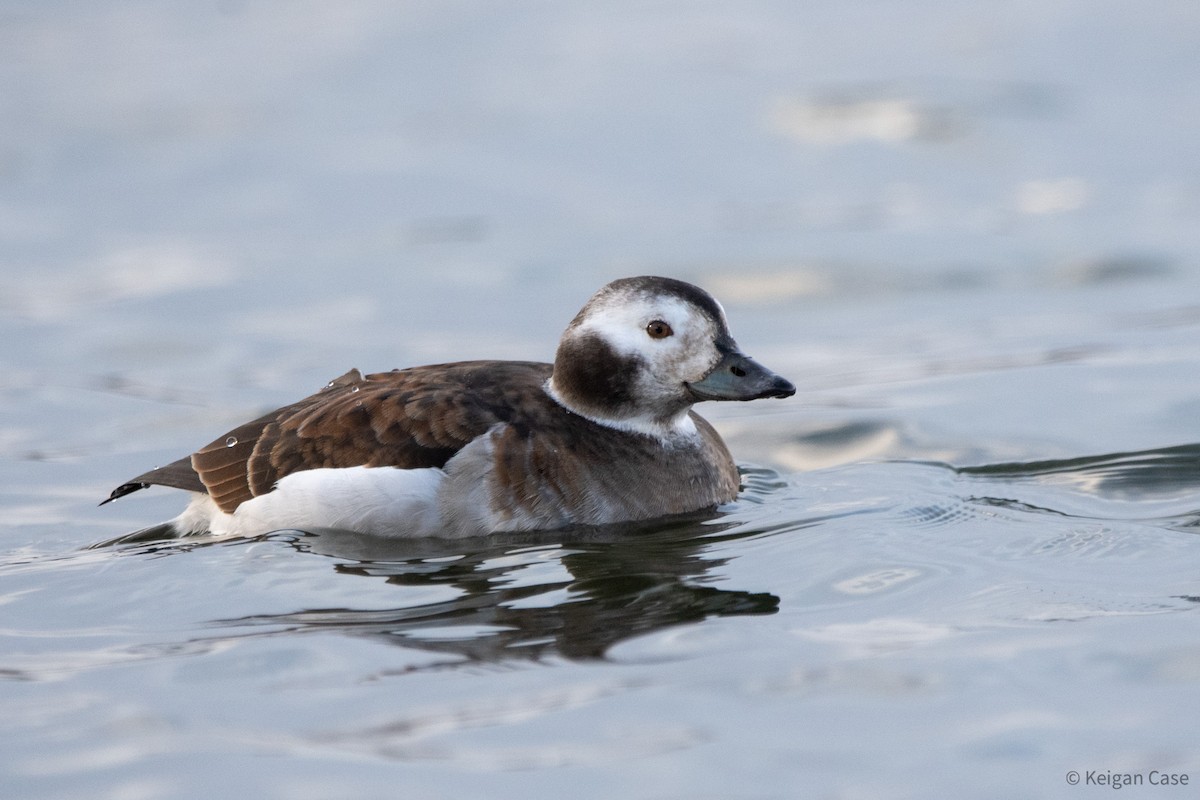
543,378,698,443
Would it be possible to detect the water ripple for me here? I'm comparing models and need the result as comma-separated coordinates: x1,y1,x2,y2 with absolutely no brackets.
954,443,1200,502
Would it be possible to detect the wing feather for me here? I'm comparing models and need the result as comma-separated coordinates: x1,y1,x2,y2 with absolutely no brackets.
108,362,554,514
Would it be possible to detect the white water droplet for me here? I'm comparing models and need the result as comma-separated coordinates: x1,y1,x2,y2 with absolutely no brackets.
350,385,360,393
225,436,238,447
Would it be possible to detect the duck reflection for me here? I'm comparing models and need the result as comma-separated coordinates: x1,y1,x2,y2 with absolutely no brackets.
217,515,779,662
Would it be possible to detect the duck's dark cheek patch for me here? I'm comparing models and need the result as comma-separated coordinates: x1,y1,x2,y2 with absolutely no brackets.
554,332,640,412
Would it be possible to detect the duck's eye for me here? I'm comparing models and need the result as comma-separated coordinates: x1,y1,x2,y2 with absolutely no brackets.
646,320,674,339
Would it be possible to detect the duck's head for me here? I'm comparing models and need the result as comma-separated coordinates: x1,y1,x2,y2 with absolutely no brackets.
548,276,795,437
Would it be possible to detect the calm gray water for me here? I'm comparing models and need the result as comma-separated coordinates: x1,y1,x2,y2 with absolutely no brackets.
3,3,1200,798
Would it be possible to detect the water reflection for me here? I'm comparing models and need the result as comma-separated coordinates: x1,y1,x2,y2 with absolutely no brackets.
210,516,780,664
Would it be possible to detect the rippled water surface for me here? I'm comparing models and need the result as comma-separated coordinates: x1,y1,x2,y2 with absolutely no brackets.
4,3,1200,799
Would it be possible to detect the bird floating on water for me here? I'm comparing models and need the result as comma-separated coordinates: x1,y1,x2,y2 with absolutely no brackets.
103,276,796,538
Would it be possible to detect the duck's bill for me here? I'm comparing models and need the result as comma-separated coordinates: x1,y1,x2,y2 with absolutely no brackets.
686,349,796,402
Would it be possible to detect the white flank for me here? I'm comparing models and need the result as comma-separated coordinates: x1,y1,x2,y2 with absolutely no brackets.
172,466,446,538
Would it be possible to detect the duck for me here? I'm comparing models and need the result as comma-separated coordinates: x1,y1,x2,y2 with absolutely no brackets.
103,276,796,538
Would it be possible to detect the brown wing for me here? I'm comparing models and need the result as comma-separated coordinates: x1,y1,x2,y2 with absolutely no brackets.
100,454,207,505
107,361,554,513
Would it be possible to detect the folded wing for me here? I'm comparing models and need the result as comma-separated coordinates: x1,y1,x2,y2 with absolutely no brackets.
104,362,553,513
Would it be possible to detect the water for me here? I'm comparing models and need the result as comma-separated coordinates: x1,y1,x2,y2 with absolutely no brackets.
3,3,1200,798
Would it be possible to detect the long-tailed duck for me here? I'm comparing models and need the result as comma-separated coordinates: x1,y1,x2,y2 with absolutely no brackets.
104,276,795,538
